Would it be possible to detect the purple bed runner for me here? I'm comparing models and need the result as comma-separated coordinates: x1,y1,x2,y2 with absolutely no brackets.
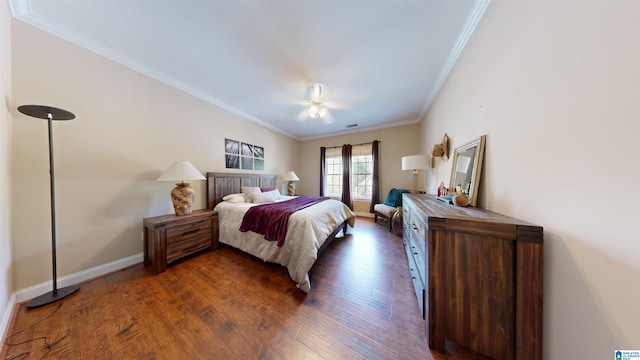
239,196,329,247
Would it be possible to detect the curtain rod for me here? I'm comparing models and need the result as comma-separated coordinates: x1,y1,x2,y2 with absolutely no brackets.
323,140,379,150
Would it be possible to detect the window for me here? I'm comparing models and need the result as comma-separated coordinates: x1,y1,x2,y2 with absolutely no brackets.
352,155,372,199
323,143,373,200
351,144,373,200
325,148,342,197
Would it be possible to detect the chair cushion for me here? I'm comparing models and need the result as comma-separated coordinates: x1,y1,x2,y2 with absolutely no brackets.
383,188,410,207
374,203,397,218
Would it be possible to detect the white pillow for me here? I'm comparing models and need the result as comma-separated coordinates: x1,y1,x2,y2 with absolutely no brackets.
222,193,243,201
265,189,281,200
222,194,245,203
241,187,261,202
252,192,275,204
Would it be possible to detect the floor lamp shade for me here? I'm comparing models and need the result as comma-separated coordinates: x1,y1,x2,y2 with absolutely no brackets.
401,154,431,193
17,105,80,308
283,171,300,196
157,160,206,215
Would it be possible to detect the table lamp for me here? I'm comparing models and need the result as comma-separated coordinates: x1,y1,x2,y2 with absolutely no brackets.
157,160,206,215
283,171,300,196
401,154,431,193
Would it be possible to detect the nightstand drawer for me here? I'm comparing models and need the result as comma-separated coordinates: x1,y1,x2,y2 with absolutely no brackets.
166,234,211,263
166,220,211,245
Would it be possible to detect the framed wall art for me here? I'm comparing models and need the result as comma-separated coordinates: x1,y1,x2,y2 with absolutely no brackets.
225,138,264,170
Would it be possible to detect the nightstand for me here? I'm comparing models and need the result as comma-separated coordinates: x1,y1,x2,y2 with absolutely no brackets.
143,209,218,274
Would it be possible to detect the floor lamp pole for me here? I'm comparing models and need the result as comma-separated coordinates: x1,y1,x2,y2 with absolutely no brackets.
47,112,58,295
18,105,80,308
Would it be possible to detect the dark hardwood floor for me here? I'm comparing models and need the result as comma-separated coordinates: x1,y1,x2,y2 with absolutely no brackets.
2,217,487,359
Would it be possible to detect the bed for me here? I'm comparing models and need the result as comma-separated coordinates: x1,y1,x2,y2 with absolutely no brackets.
206,172,356,292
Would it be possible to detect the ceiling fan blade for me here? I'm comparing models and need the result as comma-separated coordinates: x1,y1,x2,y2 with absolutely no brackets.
324,100,349,110
321,111,335,124
296,110,309,122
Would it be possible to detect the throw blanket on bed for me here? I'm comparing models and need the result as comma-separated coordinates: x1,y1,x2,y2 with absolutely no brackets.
239,196,329,247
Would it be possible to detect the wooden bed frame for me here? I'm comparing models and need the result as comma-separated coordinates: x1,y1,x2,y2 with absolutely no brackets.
206,172,349,259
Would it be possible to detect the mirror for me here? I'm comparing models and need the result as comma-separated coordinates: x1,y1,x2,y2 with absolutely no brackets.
448,135,486,207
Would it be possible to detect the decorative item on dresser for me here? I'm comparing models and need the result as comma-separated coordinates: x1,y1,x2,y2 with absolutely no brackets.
157,160,207,215
17,105,80,308
402,193,543,360
283,171,300,196
143,209,218,274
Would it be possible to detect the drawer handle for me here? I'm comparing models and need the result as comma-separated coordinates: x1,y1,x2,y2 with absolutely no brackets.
181,229,199,236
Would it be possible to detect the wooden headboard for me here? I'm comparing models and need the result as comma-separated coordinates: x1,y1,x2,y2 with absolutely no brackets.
206,172,277,209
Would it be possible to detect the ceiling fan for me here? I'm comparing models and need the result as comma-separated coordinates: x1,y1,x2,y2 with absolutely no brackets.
298,83,335,124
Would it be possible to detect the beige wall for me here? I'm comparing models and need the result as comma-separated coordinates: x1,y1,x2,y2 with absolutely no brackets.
422,1,639,357
0,0,12,326
10,20,298,290
297,123,423,214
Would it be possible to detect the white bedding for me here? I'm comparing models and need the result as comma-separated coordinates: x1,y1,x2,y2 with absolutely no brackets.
214,196,356,292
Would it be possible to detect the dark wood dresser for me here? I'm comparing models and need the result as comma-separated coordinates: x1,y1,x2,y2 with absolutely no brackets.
144,209,218,274
402,194,543,360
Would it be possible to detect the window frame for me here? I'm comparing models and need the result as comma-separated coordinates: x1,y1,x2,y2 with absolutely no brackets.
323,144,373,201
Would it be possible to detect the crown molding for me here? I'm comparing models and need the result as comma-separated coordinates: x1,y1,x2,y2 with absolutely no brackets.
420,0,492,119
8,0,298,139
7,0,30,17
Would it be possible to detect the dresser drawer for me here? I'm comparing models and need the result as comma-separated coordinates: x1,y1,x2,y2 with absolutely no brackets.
409,219,426,280
404,240,426,319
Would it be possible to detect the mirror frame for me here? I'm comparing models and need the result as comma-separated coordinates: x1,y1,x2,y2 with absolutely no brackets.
449,135,486,207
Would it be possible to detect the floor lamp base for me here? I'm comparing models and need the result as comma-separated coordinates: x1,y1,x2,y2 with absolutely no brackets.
25,285,80,309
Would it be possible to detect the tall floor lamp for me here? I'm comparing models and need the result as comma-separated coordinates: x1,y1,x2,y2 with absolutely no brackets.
18,105,80,308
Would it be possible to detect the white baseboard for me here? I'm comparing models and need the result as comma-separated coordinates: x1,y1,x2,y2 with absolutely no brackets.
14,253,143,303
0,292,16,348
1,253,143,346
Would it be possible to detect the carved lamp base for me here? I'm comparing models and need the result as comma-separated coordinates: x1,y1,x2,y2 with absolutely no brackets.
287,181,296,196
171,182,194,215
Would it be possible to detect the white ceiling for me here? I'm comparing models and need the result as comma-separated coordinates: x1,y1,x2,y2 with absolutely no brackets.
10,0,489,140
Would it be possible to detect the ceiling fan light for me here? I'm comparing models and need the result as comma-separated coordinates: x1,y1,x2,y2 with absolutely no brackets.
310,83,324,102
308,104,319,117
304,84,328,119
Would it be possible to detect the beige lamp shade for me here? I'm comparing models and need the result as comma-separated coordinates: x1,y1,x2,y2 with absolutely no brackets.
283,171,300,181
157,160,206,182
401,154,431,171
283,171,300,196
157,160,206,215
401,154,431,193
